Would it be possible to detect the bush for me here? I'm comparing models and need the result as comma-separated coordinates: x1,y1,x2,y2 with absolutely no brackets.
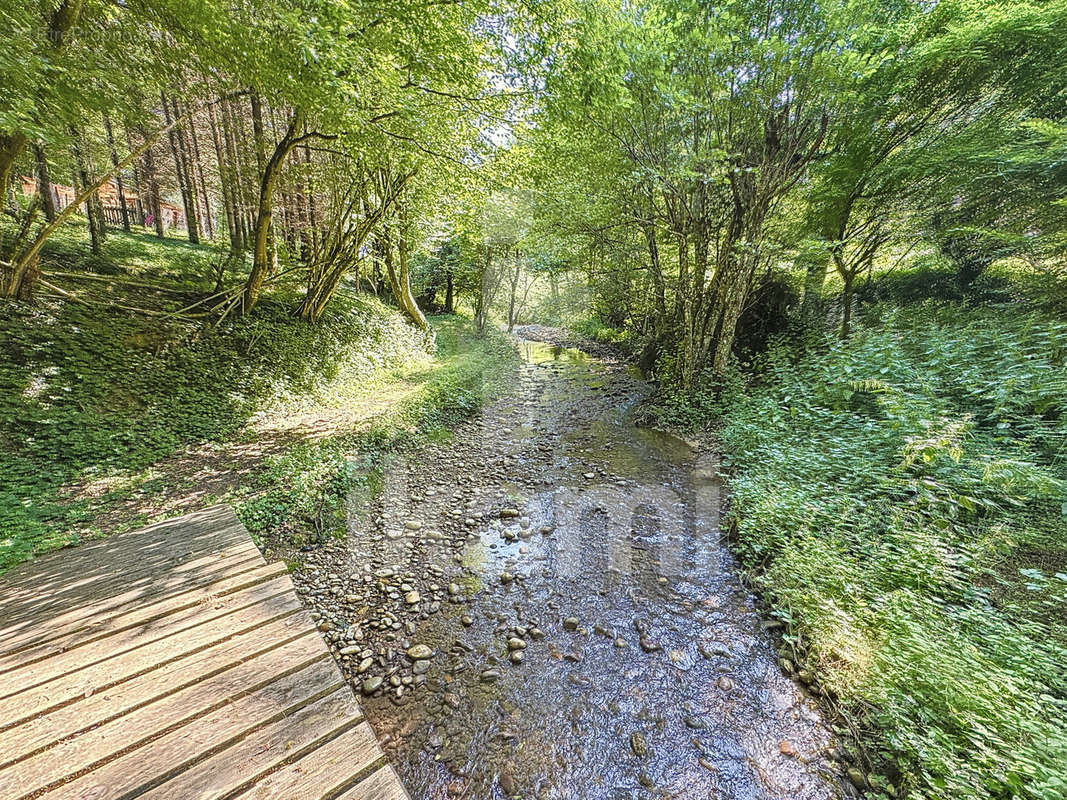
717,302,1067,799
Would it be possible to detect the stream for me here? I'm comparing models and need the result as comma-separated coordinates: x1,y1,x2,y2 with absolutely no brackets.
293,333,842,800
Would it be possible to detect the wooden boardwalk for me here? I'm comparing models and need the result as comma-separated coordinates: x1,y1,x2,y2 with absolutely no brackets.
0,505,408,800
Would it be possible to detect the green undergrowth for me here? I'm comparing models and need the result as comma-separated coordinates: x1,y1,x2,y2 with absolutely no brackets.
231,314,519,547
572,317,639,352
687,298,1067,799
0,288,436,571
0,222,472,571
1,224,519,573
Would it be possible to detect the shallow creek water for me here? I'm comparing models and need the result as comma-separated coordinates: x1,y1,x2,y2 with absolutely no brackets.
301,339,840,800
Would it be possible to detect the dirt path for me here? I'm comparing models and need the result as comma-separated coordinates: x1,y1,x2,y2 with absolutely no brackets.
293,335,843,800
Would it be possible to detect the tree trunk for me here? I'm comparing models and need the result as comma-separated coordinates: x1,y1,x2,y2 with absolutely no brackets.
241,108,305,313
140,134,165,238
840,263,855,339
70,128,105,255
507,258,520,332
208,103,238,254
383,223,428,330
304,143,319,256
223,97,250,248
1,197,41,300
249,93,277,271
103,114,131,232
124,126,146,224
33,144,56,222
475,246,493,335
185,100,214,240
444,268,454,313
162,93,199,243
0,133,27,199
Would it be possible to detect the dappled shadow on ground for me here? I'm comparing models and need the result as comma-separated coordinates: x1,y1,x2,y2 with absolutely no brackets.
59,376,427,539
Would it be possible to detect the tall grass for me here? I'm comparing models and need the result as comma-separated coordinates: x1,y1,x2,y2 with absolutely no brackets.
719,302,1067,799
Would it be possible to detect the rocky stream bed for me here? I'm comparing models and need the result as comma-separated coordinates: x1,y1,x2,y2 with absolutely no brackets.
290,331,846,800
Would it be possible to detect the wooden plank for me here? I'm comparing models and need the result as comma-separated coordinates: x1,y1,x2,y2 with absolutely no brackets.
0,632,329,796
0,589,304,728
0,561,288,673
0,506,246,593
133,690,364,800
0,529,258,628
0,504,408,800
38,666,349,800
1,611,315,767
0,574,295,697
0,550,265,655
334,765,411,800
0,539,260,640
0,515,251,625
228,722,384,800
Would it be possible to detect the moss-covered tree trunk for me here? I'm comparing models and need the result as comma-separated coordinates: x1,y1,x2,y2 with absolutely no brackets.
383,224,428,330
241,108,305,313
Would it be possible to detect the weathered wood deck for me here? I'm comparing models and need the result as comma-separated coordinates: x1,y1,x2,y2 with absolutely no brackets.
0,505,408,800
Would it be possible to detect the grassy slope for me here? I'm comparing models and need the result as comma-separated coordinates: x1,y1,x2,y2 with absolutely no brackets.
707,268,1066,800
231,314,518,549
0,224,518,571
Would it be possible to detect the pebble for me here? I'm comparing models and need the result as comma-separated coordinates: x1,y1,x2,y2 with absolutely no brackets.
480,669,501,683
563,617,579,631
405,591,421,605
407,644,434,660
362,676,383,694
630,731,649,757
